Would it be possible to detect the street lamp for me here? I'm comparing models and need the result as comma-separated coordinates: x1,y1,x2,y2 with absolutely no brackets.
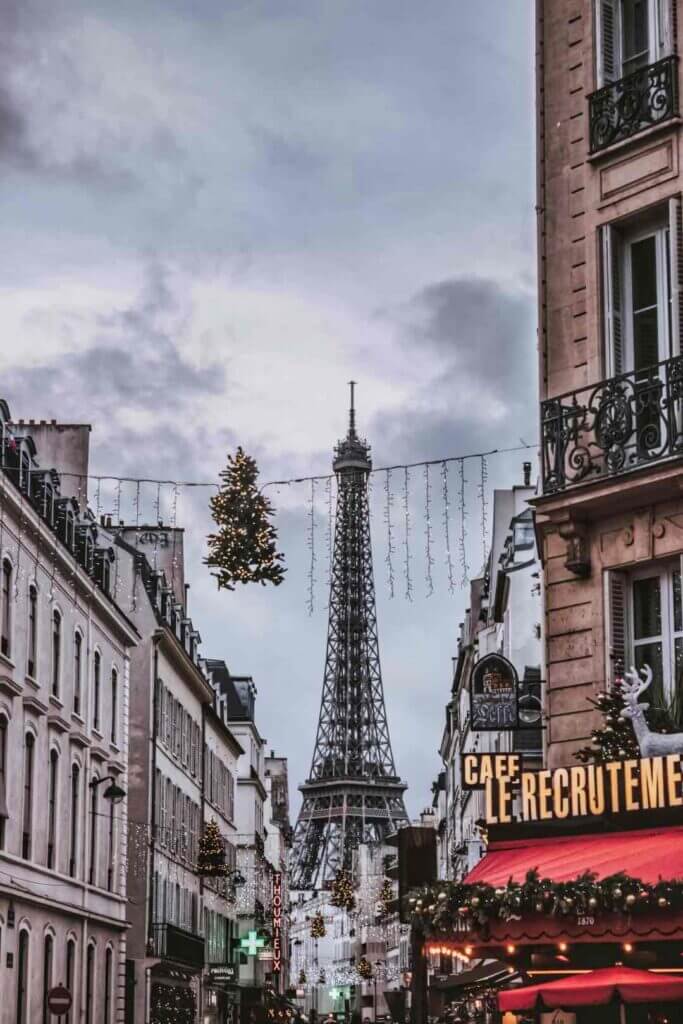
88,774,126,804
373,961,385,1023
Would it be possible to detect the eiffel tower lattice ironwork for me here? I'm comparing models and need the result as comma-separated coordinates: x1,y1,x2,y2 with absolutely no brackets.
290,384,408,890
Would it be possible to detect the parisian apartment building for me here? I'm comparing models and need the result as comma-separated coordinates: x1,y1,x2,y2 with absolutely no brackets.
0,407,290,1024
535,0,683,764
0,406,138,1024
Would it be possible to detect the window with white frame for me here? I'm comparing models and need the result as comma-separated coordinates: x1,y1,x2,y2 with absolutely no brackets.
605,562,683,720
601,203,682,380
596,0,672,86
1,559,11,658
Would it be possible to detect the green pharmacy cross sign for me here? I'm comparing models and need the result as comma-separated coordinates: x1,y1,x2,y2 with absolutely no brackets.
240,931,266,957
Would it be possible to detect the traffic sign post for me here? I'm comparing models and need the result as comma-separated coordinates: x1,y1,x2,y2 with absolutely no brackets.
47,985,72,1016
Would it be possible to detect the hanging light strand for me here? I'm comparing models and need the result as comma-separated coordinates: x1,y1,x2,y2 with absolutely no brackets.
423,463,434,597
383,469,395,599
306,478,317,616
479,455,489,565
441,461,456,594
458,459,469,588
403,467,413,602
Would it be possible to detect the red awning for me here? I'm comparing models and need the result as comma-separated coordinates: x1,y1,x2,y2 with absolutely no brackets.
465,826,683,887
499,967,683,1010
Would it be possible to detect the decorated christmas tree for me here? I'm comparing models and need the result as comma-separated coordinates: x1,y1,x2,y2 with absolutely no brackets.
206,448,285,590
196,819,227,877
377,879,393,916
310,911,326,939
575,677,640,763
330,869,356,912
357,957,373,980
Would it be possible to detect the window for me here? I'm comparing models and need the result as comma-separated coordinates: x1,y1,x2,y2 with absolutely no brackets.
16,929,29,1024
89,776,98,886
22,733,34,859
85,943,95,1024
47,750,58,869
69,765,79,877
65,939,76,1024
73,631,83,716
110,667,118,744
43,934,53,1024
596,0,671,85
0,715,7,850
1,559,11,657
602,205,681,378
107,798,115,892
51,610,61,698
104,947,113,1023
93,652,101,731
27,585,37,677
607,562,683,722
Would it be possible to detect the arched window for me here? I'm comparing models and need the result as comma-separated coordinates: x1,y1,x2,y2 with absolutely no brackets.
73,632,83,716
47,750,58,870
16,929,29,1024
51,610,61,698
69,765,79,878
65,939,76,1024
0,713,7,851
104,947,113,1023
42,933,53,1024
85,942,95,1024
22,733,34,859
93,652,101,732
110,667,118,744
88,776,98,886
27,585,37,678
1,559,11,657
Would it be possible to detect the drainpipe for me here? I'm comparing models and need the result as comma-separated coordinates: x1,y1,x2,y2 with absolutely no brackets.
148,636,161,948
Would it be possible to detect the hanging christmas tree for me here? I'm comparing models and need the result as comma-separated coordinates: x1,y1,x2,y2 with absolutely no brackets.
310,911,326,939
330,869,356,912
206,447,286,590
378,878,393,916
196,818,227,877
298,969,307,985
357,957,373,980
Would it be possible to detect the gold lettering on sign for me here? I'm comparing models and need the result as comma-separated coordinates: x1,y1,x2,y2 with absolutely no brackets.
642,757,665,809
623,760,639,811
552,767,569,819
667,755,683,807
570,765,587,817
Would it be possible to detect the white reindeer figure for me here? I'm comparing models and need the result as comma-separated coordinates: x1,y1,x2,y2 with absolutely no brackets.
620,664,683,757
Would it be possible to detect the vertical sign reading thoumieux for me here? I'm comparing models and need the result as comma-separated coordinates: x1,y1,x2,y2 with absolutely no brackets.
272,873,282,974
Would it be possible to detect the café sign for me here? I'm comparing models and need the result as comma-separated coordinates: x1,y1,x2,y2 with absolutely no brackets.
477,752,683,825
470,654,518,731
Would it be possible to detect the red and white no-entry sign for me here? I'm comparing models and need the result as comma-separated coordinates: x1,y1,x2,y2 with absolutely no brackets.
47,986,72,1015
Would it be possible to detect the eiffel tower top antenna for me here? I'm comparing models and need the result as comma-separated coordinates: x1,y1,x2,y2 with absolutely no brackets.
348,380,357,439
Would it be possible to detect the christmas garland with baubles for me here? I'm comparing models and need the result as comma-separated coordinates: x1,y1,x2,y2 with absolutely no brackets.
410,869,683,933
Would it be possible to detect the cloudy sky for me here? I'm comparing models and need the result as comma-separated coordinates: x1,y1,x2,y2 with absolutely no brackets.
0,0,537,818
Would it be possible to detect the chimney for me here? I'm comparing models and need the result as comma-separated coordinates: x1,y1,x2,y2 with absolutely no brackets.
523,461,532,487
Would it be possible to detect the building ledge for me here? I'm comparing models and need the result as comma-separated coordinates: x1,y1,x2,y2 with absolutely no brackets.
586,115,682,164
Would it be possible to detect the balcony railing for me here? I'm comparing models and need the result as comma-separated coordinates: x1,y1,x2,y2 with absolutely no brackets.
588,55,678,153
541,355,683,494
152,923,205,969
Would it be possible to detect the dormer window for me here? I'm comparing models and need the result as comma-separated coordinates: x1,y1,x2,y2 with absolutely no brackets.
19,452,30,495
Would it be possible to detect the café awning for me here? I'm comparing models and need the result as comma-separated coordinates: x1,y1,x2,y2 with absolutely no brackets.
498,967,683,1010
465,825,683,887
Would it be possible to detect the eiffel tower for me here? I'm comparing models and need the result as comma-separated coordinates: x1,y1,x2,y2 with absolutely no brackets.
290,384,409,890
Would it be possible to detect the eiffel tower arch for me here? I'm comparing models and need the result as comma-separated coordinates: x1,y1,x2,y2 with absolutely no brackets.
290,385,409,890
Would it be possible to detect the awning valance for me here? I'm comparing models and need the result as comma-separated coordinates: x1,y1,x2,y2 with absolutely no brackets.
498,967,683,1011
465,825,683,887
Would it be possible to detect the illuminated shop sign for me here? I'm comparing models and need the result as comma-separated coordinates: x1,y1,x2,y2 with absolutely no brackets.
476,752,683,825
469,654,518,731
272,872,283,973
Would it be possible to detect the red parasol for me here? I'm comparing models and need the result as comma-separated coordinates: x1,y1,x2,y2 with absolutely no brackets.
499,967,683,1011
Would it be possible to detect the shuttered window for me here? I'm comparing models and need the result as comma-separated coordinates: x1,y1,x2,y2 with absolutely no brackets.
596,0,672,86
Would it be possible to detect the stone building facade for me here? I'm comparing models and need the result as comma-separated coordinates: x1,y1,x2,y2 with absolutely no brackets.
535,0,683,765
0,404,138,1024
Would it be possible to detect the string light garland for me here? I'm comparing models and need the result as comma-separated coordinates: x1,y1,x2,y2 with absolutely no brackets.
384,469,396,599
458,460,469,587
478,455,488,565
205,448,285,591
325,476,333,590
403,467,413,602
196,819,227,877
378,878,393,917
441,461,456,594
306,478,317,615
412,870,683,934
423,464,434,597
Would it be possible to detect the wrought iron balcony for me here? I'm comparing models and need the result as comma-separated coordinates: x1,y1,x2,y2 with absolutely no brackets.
588,55,678,153
152,922,205,969
541,355,683,494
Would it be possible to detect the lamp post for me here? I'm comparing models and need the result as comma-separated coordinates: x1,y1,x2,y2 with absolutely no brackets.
88,774,126,804
373,960,385,1023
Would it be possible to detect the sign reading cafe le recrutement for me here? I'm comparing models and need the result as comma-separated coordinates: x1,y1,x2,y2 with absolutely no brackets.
469,653,518,730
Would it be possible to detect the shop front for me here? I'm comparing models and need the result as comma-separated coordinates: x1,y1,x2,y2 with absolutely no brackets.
409,752,683,1023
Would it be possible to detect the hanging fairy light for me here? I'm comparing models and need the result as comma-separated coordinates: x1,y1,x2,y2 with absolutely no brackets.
384,469,396,598
306,478,317,615
403,467,413,602
458,459,469,587
423,464,434,597
441,461,456,594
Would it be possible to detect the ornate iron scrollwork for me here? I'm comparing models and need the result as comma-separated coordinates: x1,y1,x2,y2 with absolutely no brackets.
589,55,678,154
541,356,683,494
